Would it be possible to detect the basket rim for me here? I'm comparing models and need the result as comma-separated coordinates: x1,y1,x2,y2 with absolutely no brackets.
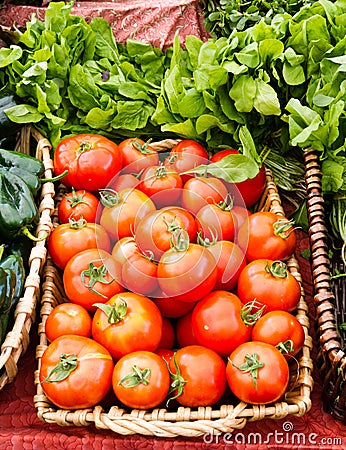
304,148,346,378
0,125,55,390
33,150,314,437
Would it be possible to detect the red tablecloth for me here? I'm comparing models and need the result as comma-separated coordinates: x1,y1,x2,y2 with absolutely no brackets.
0,0,210,49
0,230,345,449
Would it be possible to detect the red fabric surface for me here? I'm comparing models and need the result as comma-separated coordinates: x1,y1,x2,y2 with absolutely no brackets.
0,0,210,49
0,230,345,449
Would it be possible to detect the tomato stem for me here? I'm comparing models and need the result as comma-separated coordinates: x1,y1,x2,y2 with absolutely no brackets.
118,365,151,388
162,215,182,234
155,165,168,179
276,340,295,355
215,193,234,211
241,300,266,326
68,216,87,229
265,260,289,278
41,354,78,383
166,353,187,407
170,228,190,252
81,259,115,298
93,298,128,324
99,189,120,208
132,138,155,155
229,353,264,389
66,188,90,208
77,141,92,155
197,228,218,247
273,218,295,239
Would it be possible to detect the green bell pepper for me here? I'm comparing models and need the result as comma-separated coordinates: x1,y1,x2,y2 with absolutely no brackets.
0,149,44,195
0,245,26,338
0,168,40,241
0,252,25,309
3,237,32,272
0,266,16,345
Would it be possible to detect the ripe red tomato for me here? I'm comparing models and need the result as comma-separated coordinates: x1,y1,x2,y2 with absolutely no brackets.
109,173,140,191
45,303,92,342
155,348,174,364
168,345,227,407
139,165,183,208
237,259,301,313
226,341,289,404
157,236,217,303
195,202,235,242
205,240,247,291
192,291,252,357
164,139,209,183
237,211,297,262
58,189,100,223
92,291,163,360
158,317,175,349
99,188,156,242
112,351,171,409
181,176,228,216
39,335,114,409
121,251,159,296
231,205,251,237
118,138,159,174
252,310,305,358
176,310,199,348
151,290,196,318
210,149,266,207
160,206,198,243
134,209,191,262
111,236,138,266
48,219,111,270
63,248,124,312
54,134,122,191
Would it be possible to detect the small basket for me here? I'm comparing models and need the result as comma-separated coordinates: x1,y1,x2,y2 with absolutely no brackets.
305,149,346,424
34,144,314,437
0,124,55,391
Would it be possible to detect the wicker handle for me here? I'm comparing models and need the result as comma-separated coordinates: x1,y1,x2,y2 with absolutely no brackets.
304,149,331,291
304,149,345,372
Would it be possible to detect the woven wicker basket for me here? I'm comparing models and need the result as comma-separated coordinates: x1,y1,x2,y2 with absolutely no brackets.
0,125,55,391
34,149,314,437
305,149,346,424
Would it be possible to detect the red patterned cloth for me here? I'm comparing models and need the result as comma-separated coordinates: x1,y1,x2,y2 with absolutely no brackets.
0,0,210,49
0,230,345,449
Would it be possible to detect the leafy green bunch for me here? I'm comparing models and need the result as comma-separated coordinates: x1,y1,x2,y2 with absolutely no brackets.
1,0,345,208
201,0,315,37
0,2,170,147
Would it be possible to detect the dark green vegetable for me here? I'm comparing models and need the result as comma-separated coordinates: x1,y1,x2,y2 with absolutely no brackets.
330,195,346,265
0,265,16,344
0,169,39,241
0,251,25,309
0,135,17,150
0,149,44,195
0,267,9,311
201,0,316,37
0,90,22,138
3,237,32,272
0,245,26,337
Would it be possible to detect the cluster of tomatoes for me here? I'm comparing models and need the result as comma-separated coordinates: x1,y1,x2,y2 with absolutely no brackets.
39,133,305,412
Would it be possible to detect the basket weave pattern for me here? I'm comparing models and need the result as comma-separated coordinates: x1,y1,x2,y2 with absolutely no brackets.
305,149,346,423
0,125,55,391
34,151,314,437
